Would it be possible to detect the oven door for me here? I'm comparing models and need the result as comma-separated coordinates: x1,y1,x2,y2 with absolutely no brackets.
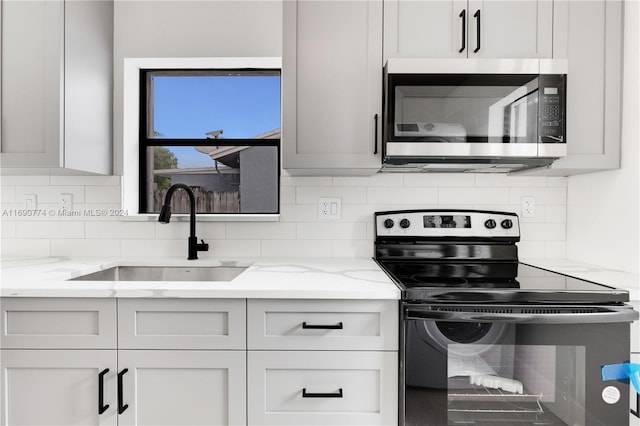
401,303,637,426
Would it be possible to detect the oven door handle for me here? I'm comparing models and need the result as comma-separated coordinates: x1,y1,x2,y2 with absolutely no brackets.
405,306,639,324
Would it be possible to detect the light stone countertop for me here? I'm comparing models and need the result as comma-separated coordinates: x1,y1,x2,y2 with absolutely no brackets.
0,256,401,300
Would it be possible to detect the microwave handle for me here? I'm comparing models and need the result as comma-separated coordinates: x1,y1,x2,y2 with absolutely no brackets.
405,306,639,325
458,9,466,53
373,114,378,155
473,9,481,53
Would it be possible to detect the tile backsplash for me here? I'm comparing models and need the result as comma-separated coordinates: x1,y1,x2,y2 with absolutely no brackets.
0,173,567,259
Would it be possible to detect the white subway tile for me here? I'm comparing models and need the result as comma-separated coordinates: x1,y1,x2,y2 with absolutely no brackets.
296,187,367,205
0,175,50,186
15,186,85,204
50,176,121,186
15,221,84,239
475,174,547,187
509,187,566,205
155,221,225,240
438,187,510,205
546,177,568,187
297,222,366,240
330,240,374,257
50,204,124,221
1,221,16,239
51,239,120,257
342,204,402,223
402,203,472,210
281,176,332,187
520,223,566,241
120,239,185,257
261,240,331,257
0,186,16,204
85,221,155,239
1,239,51,257
226,222,296,240
544,205,567,223
544,241,567,259
85,186,121,203
517,241,545,259
278,204,317,222
208,240,261,258
333,174,403,187
404,173,474,187
280,186,296,204
367,187,438,205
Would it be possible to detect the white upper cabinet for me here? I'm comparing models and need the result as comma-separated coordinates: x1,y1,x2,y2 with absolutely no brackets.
384,0,553,60
282,0,383,175
0,0,112,174
522,0,622,175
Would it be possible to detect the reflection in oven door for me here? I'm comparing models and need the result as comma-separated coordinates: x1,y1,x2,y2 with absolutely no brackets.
403,319,630,426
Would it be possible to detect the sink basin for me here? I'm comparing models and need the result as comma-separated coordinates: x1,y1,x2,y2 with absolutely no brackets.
70,266,247,282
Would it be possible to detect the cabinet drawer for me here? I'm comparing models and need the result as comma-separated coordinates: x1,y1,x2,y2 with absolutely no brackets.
0,298,117,349
248,351,397,425
247,299,398,350
118,299,246,349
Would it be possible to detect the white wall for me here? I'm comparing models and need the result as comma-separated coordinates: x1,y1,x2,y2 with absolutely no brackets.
566,1,639,274
0,173,567,259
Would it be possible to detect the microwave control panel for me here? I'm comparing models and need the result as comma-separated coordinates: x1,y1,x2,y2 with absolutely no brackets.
538,74,566,142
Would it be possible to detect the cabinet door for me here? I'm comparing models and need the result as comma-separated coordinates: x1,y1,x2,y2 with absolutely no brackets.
1,350,117,426
384,0,466,59
282,0,382,175
117,350,246,426
468,0,552,58
0,0,63,167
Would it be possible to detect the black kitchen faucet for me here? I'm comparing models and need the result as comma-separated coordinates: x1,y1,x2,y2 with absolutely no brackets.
158,183,209,260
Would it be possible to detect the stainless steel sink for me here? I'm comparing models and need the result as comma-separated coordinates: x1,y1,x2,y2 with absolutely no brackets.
70,266,247,282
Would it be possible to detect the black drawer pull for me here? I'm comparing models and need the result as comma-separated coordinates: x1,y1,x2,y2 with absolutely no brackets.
302,388,343,398
98,368,109,415
117,368,129,414
302,321,343,330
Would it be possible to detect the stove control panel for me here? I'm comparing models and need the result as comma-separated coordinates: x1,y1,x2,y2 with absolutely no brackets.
375,210,520,239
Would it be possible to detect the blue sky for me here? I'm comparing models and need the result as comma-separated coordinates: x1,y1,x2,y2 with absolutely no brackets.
152,74,281,168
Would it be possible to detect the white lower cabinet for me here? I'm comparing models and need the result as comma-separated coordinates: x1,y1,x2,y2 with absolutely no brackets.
117,350,246,426
0,350,118,426
0,297,398,425
247,351,397,425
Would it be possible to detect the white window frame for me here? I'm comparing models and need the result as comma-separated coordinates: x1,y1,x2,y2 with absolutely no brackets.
122,57,282,221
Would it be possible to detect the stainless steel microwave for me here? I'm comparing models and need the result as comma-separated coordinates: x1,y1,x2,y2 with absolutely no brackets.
382,59,568,173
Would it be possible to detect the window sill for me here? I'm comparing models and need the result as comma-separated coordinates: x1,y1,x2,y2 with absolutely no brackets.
120,213,280,222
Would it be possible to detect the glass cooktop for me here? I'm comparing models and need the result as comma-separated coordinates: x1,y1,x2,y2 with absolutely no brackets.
377,261,629,304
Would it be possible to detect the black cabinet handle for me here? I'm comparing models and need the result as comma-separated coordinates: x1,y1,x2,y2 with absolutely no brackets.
302,388,343,398
98,368,110,415
117,369,129,414
632,391,640,418
302,321,343,330
458,9,466,53
473,9,481,53
373,114,379,155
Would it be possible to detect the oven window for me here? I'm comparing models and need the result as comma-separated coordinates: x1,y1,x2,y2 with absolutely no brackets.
446,344,586,425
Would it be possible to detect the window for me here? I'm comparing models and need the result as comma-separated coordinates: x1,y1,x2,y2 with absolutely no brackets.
138,69,281,215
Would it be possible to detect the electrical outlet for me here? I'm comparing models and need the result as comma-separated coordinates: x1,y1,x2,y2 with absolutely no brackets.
24,194,37,210
318,197,341,220
59,193,73,212
521,196,536,218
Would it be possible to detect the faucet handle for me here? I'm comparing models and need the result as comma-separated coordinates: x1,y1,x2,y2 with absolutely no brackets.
197,239,209,252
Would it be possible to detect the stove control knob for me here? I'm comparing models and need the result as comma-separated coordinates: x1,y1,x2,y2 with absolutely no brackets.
400,218,411,229
484,219,497,229
383,219,395,229
501,219,513,229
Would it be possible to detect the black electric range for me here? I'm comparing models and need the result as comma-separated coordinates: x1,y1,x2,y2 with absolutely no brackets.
374,209,629,305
